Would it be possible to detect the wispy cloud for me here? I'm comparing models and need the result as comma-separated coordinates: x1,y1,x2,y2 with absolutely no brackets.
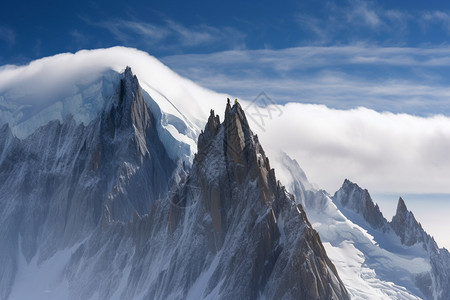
345,0,382,28
294,0,450,45
162,46,450,115
83,17,245,51
0,26,16,47
420,10,450,33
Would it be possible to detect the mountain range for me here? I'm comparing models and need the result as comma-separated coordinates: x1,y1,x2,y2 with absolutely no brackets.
0,47,449,299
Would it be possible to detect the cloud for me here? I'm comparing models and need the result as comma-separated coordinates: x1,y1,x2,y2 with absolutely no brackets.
0,26,16,47
420,10,450,32
293,1,450,45
84,17,245,50
162,46,450,115
163,19,244,48
346,0,382,28
254,102,450,195
2,46,450,196
294,0,398,44
84,18,169,44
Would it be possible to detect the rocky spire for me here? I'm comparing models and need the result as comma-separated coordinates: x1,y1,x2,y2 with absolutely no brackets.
170,102,350,299
391,197,430,247
197,109,220,154
396,197,408,215
105,66,155,158
224,102,250,162
333,179,389,230
99,67,175,221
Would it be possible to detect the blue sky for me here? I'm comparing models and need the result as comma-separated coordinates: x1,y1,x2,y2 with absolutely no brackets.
2,0,450,59
3,0,450,115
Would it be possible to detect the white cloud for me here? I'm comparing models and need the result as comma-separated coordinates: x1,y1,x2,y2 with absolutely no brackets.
293,1,450,45
253,103,450,195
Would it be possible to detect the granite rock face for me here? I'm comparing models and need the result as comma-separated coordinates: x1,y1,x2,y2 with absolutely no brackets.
333,179,389,231
168,102,351,299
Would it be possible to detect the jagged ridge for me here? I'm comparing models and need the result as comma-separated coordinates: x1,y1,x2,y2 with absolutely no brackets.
332,179,450,300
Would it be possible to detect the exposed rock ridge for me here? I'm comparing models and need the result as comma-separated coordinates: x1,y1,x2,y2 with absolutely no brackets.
166,102,350,299
333,179,389,231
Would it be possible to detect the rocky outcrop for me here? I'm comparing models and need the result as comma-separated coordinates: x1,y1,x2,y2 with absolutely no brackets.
391,197,431,248
166,102,350,299
333,179,389,231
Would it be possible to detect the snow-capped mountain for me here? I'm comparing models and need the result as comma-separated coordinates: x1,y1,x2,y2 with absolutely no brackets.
332,180,450,300
0,60,349,299
277,153,450,299
1,47,449,299
0,66,178,299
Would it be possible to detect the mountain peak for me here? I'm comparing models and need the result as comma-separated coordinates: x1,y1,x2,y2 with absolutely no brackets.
124,65,133,76
391,197,434,249
170,102,350,299
396,197,408,215
333,179,389,230
224,102,251,160
197,109,220,154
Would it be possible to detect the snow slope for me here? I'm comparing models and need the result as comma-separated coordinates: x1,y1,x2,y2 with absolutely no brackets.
276,153,450,299
0,47,230,163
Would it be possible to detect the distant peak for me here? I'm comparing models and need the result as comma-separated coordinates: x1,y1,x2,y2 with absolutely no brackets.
334,178,388,230
124,65,133,76
341,179,363,193
122,66,138,86
396,197,408,215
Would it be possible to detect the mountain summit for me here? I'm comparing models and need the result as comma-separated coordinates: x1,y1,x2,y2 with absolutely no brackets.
167,101,350,299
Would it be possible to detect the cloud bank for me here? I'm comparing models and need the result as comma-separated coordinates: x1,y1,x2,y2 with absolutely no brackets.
250,103,450,194
1,46,450,196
